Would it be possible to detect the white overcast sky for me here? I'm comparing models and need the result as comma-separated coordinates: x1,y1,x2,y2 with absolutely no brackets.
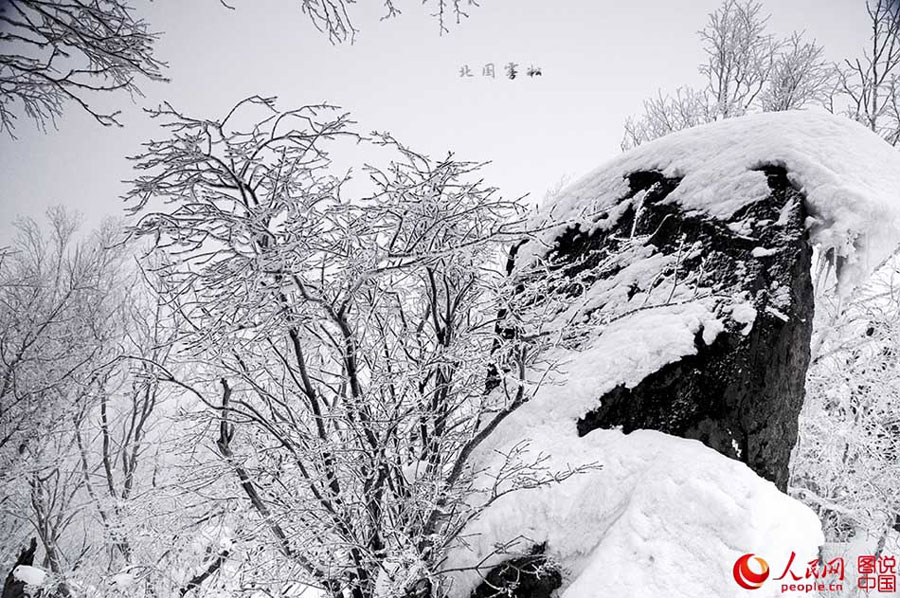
0,0,872,243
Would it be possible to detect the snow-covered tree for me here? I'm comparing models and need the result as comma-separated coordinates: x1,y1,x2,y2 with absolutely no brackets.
831,0,900,145
0,210,123,475
622,86,714,152
0,213,228,598
759,31,835,113
791,259,900,560
0,211,133,595
123,96,585,598
699,0,777,118
622,0,832,150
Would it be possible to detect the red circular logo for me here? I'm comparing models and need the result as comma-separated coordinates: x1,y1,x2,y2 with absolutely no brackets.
733,553,770,590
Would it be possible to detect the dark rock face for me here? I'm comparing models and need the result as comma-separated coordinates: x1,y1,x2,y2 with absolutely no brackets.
470,544,561,598
567,166,813,491
2,538,36,598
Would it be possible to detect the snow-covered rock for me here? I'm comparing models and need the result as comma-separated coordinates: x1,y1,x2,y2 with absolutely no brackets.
445,431,823,598
440,111,900,598
520,110,900,292
442,292,824,597
13,564,48,587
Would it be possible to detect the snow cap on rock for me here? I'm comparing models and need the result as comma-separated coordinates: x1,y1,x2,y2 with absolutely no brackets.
523,110,900,293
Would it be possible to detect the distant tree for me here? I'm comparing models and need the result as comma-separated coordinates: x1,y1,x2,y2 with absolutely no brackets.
0,210,127,595
759,31,834,113
0,209,120,468
699,0,777,118
622,0,832,150
831,0,900,145
0,0,166,137
0,214,229,598
622,86,713,151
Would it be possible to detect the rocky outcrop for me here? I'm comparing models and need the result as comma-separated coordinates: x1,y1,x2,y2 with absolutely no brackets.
570,165,813,492
468,164,814,597
445,111,900,598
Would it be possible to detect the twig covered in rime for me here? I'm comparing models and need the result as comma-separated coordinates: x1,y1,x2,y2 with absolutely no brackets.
0,0,166,136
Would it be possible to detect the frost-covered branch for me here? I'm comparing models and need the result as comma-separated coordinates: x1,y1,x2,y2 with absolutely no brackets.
0,0,167,137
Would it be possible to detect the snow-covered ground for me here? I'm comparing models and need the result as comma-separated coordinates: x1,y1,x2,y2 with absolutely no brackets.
442,111,900,598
